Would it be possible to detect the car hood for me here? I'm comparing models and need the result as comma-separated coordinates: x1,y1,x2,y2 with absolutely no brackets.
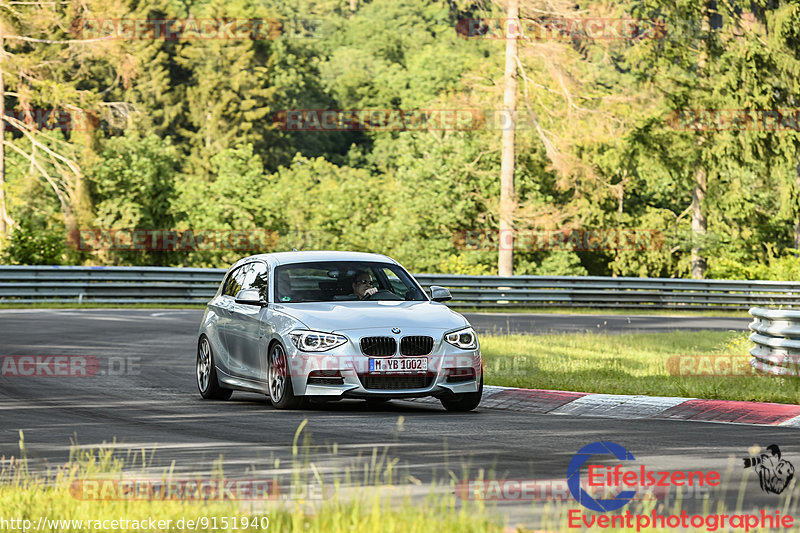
272,301,469,333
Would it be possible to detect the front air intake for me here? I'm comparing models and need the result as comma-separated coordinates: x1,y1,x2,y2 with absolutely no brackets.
400,336,434,356
360,337,397,357
358,374,435,390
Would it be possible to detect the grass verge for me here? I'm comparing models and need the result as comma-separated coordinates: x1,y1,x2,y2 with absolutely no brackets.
480,330,800,404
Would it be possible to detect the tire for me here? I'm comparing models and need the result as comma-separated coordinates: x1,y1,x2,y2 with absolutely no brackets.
197,336,233,400
440,374,482,412
268,342,303,409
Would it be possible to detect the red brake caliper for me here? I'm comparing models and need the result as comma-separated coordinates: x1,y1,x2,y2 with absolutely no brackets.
275,352,287,378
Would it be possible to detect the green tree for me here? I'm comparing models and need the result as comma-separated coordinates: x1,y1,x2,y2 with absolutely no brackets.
174,144,268,266
1,216,64,265
0,0,131,241
87,133,178,265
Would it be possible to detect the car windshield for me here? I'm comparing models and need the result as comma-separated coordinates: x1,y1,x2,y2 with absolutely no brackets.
274,261,427,303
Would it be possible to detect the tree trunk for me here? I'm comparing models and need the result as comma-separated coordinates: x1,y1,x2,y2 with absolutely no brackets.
794,156,800,253
689,3,714,279
0,28,7,238
498,0,518,277
691,167,707,278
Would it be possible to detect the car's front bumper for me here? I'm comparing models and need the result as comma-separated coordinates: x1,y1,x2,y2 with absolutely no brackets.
282,328,482,399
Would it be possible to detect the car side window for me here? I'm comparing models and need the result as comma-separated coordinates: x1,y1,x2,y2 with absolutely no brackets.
223,266,246,297
242,262,269,301
222,268,238,297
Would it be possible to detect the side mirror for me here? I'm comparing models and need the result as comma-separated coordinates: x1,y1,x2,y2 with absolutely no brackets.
430,286,452,303
235,288,266,306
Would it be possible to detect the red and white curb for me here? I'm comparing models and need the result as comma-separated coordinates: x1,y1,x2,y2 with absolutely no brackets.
409,385,800,427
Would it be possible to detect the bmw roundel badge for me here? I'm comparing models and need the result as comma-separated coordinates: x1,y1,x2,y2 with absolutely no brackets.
392,328,401,334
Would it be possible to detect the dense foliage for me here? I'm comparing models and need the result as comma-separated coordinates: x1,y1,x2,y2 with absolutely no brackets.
2,0,800,279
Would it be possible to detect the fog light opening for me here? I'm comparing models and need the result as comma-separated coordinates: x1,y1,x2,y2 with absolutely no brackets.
445,367,475,383
307,370,344,385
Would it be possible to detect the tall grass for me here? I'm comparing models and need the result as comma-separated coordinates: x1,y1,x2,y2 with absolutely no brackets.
0,430,499,533
4,428,800,531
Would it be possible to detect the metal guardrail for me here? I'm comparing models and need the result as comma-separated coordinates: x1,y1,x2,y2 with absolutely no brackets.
748,307,800,376
0,266,226,305
1,265,800,309
413,275,800,309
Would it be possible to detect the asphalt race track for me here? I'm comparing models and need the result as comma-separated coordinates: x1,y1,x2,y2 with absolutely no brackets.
0,309,794,528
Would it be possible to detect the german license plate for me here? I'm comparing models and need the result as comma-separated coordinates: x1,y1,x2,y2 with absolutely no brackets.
369,358,427,373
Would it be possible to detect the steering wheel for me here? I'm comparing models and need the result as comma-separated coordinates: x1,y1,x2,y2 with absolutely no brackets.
363,289,403,301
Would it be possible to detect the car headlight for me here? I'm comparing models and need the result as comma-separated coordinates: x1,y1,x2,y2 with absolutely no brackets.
289,330,347,352
445,327,477,350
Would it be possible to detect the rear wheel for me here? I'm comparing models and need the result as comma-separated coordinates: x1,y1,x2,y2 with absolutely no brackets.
268,342,303,409
440,375,482,412
197,336,233,400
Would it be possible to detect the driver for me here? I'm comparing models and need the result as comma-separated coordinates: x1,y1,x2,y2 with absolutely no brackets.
352,270,378,300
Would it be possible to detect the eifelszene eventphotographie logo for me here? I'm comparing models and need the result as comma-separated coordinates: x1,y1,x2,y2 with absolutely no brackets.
566,441,794,531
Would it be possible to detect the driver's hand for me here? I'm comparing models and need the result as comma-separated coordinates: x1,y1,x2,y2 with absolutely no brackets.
365,287,378,297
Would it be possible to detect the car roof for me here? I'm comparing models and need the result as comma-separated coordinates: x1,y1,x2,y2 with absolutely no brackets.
231,251,399,269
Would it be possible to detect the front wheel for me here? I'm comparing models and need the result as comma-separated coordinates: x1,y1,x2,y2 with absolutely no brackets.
268,342,303,409
197,336,233,400
440,375,482,412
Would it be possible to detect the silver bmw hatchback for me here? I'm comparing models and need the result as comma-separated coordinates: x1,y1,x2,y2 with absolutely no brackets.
196,251,482,411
